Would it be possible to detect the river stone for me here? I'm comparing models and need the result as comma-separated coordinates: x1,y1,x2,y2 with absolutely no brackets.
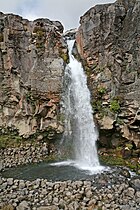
19,180,26,189
37,206,58,210
129,178,140,190
16,201,30,210
120,168,131,178
0,177,2,185
0,161,3,171
37,207,49,210
135,191,140,198
88,198,97,206
136,197,140,204
1,182,7,189
7,178,14,185
53,197,59,204
125,187,135,198
107,193,113,199
86,190,92,198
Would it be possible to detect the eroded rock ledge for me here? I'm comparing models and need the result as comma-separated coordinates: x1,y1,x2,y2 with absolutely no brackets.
76,0,140,150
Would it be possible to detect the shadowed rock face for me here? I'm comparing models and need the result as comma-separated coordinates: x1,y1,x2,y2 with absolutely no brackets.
0,12,68,139
76,0,140,148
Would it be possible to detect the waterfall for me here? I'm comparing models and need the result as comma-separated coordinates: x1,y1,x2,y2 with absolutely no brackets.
61,40,101,171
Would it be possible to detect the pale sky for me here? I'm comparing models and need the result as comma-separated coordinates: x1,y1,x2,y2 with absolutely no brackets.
0,0,116,30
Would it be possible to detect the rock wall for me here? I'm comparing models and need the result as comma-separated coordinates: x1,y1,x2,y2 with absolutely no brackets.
0,12,68,140
76,0,140,149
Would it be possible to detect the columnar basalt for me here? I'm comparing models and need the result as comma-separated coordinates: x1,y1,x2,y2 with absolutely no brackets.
76,0,140,151
0,12,68,140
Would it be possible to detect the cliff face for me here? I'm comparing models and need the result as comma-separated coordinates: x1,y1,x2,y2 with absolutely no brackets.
76,0,140,148
0,0,140,151
0,12,67,139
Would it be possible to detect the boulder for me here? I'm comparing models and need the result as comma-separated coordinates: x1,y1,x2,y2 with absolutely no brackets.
16,201,30,210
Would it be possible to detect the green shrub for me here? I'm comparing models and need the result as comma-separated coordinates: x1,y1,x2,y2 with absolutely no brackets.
36,30,45,39
0,134,23,149
98,87,106,95
60,52,69,63
110,99,120,113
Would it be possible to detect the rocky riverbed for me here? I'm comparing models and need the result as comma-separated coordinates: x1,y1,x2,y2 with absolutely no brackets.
1,142,140,210
0,142,56,170
1,169,140,210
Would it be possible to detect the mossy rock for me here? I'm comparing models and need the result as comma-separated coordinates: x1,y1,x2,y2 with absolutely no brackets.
99,155,125,166
92,100,102,112
60,52,69,63
33,26,46,34
36,30,46,39
99,153,140,173
1,205,14,210
110,99,120,113
0,134,23,149
97,86,106,96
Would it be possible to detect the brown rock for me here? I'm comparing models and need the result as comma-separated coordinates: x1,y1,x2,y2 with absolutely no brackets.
0,12,66,138
76,0,140,147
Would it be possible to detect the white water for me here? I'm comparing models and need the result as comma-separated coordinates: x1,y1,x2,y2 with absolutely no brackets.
58,40,104,173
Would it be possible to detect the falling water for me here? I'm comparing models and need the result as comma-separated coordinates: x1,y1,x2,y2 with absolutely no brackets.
61,40,101,172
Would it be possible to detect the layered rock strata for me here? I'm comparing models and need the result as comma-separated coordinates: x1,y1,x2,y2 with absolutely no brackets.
76,0,140,149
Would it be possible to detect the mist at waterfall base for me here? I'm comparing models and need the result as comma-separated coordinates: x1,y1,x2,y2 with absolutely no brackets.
2,40,106,181
51,40,105,174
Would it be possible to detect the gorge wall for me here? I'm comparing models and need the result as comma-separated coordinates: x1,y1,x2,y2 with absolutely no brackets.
0,12,68,141
76,0,140,150
0,0,140,152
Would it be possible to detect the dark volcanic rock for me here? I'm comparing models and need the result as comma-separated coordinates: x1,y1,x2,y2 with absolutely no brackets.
76,0,140,148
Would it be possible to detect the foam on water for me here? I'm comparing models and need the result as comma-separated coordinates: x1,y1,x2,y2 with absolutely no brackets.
50,160,106,175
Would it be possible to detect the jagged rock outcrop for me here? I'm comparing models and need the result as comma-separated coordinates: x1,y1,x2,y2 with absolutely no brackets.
76,0,140,149
0,12,68,139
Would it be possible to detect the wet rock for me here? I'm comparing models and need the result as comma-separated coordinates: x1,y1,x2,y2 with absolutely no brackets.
129,177,140,190
120,168,131,178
